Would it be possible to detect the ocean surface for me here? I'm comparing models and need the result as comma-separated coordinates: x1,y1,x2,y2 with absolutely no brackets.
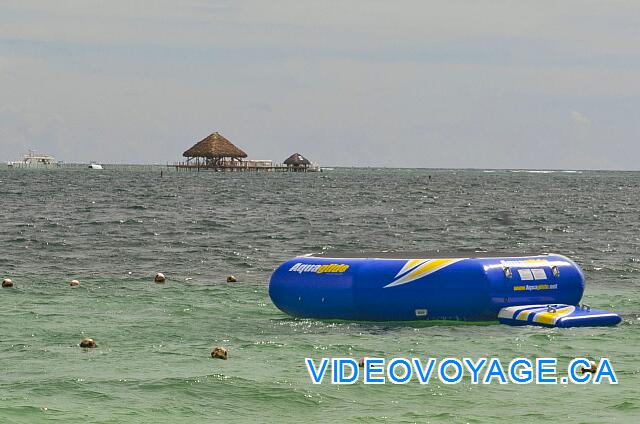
0,166,638,423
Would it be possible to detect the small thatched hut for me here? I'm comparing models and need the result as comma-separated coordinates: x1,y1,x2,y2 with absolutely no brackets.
183,132,247,167
284,153,311,171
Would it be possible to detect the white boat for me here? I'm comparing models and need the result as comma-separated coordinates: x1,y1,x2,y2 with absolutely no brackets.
7,150,56,168
88,162,104,170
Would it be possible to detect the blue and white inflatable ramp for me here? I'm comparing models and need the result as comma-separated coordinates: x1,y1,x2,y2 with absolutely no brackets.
498,304,621,327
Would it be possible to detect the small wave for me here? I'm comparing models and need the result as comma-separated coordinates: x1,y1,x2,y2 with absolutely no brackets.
612,400,639,411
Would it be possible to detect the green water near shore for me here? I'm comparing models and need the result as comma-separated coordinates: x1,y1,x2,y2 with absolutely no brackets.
1,167,638,423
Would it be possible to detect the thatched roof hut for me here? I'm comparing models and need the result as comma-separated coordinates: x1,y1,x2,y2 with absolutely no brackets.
183,132,247,164
284,153,311,168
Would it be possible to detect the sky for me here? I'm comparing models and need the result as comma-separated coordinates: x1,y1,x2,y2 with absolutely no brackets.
0,0,639,169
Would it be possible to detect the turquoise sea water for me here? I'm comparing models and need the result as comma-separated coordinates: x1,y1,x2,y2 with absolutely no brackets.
0,167,638,423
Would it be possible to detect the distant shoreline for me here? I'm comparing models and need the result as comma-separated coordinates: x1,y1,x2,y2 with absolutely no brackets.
1,163,639,172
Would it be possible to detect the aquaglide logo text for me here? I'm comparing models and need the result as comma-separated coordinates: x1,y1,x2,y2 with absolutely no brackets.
289,263,350,274
305,357,617,385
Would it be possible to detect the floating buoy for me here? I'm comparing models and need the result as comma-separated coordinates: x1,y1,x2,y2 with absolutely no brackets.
70,279,80,287
211,346,228,360
581,361,598,374
80,338,97,348
154,273,166,283
226,275,237,283
2,278,13,288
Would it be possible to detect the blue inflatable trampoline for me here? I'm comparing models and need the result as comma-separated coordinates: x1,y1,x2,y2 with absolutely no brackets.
268,252,621,328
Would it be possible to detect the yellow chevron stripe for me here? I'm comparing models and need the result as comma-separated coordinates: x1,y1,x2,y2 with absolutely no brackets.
394,259,428,278
384,258,463,288
532,306,575,325
516,307,545,321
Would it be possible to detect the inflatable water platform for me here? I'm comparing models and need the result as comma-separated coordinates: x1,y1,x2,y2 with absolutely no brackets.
268,252,621,328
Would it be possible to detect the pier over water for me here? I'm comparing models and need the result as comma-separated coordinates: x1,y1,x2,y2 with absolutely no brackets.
178,132,319,172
